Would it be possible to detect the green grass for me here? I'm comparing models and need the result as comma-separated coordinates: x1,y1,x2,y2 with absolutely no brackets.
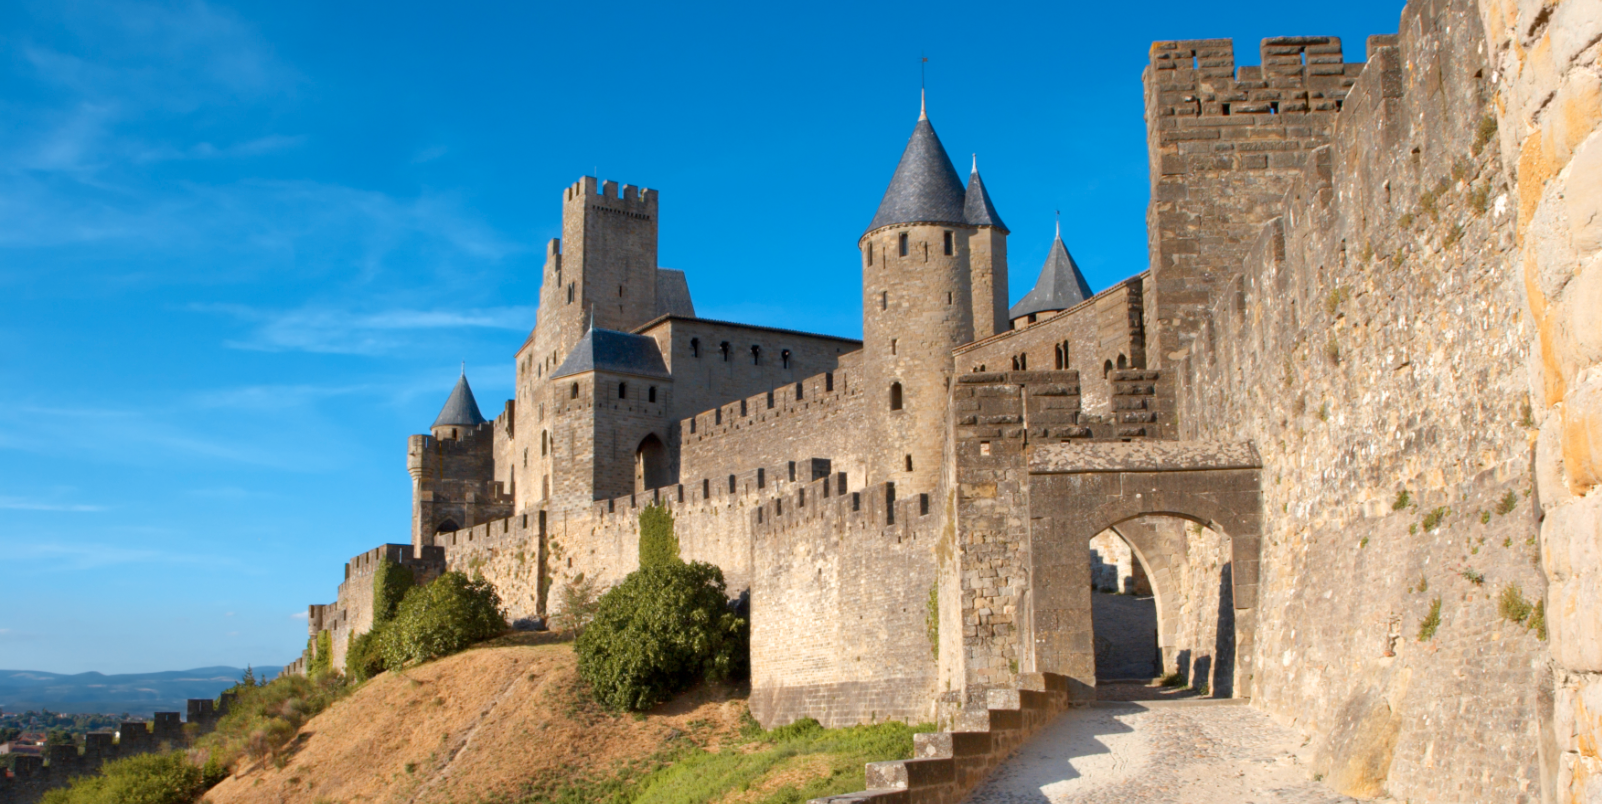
1392,490,1411,510
1496,490,1518,515
1417,597,1442,641
1499,583,1534,625
518,717,929,804
1159,671,1188,688
1422,506,1450,531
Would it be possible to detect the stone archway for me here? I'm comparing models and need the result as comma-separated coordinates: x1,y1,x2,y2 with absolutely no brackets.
635,433,671,492
1024,442,1262,698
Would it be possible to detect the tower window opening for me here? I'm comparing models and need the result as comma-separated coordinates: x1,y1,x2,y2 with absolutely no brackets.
728,474,736,494
890,382,903,411
795,382,804,400
720,341,731,362
866,244,873,265
542,431,548,456
757,468,765,488
751,344,761,365
1028,313,1037,324
567,284,574,303
452,428,458,439
690,417,697,433
702,478,710,498
788,460,796,482
716,408,722,424
648,386,657,403
767,390,775,409
619,382,628,399
570,382,579,398
947,291,952,305
1103,360,1113,378
690,337,700,357
891,338,898,356
1117,354,1128,370
740,399,748,416
898,232,908,257
781,349,791,369
618,284,624,297
943,230,953,255
825,372,834,391
880,291,888,310
904,455,913,472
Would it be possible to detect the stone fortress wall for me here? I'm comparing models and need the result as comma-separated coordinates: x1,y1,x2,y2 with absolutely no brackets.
284,0,1599,797
0,699,233,804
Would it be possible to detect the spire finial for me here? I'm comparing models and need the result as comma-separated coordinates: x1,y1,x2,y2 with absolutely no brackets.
919,88,926,120
1055,210,1061,239
919,54,928,120
460,360,465,377
971,153,977,174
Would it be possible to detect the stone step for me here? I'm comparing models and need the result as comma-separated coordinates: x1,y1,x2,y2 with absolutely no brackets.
865,757,956,790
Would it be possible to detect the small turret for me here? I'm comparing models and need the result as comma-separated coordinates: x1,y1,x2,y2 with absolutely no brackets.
431,370,487,441
1009,223,1093,327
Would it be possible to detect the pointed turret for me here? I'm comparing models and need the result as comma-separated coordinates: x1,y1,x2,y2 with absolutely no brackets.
865,113,968,234
432,371,487,432
1009,224,1094,323
963,156,1007,231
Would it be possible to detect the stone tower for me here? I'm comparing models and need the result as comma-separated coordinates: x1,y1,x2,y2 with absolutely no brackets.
408,371,511,548
860,97,1008,490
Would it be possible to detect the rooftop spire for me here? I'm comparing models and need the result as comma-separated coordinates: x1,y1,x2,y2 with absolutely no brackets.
865,114,967,234
432,371,487,429
919,88,927,120
1008,224,1093,321
971,153,977,173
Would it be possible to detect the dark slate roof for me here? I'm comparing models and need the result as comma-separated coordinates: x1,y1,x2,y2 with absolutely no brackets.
964,165,1007,231
551,327,670,380
654,268,696,318
432,373,487,428
1009,230,1095,319
865,117,969,234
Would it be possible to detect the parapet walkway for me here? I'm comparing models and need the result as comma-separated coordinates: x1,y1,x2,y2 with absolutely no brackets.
965,700,1359,804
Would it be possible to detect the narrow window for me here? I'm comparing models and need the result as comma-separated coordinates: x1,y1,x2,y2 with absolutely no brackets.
648,386,657,403
541,431,548,456
767,390,775,409
728,474,736,493
904,455,913,472
619,382,627,399
702,478,709,498
567,284,574,303
618,284,624,297
690,337,700,357
720,341,731,362
943,230,953,255
866,244,873,265
781,349,791,369
1103,360,1113,378
898,232,908,257
891,338,898,356
452,428,458,439
690,417,697,433
1117,354,1128,369
1020,353,1027,370
947,291,952,305
890,382,903,411
716,408,722,424
757,468,765,488
740,399,747,416
751,344,761,365
880,291,888,310
788,461,797,482
825,372,834,391
795,382,803,400
1028,313,1037,323
570,383,579,399
920,493,930,516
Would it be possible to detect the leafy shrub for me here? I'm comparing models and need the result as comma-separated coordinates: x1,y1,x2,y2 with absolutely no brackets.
1459,569,1485,585
381,571,507,670
373,559,416,624
1496,490,1519,515
1392,489,1411,510
576,561,748,711
1472,114,1497,155
345,624,389,683
1499,583,1534,625
195,673,349,773
40,752,207,804
639,503,680,568
1422,506,1450,531
552,572,603,636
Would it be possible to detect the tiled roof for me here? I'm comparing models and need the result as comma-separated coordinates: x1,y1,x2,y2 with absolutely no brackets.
964,164,1007,231
432,373,487,428
551,327,670,380
866,117,969,233
1009,230,1094,319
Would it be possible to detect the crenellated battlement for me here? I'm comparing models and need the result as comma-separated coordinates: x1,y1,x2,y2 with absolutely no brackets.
563,175,658,213
750,476,938,536
1148,37,1363,116
682,368,855,444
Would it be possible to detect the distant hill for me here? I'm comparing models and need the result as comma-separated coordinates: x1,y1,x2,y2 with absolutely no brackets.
0,666,282,716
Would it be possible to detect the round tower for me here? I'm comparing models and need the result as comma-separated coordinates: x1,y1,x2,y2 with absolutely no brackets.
860,97,984,492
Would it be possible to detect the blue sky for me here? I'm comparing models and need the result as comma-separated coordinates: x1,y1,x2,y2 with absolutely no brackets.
0,0,1406,674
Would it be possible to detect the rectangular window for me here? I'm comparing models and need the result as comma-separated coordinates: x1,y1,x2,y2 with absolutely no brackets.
943,231,953,255
880,291,887,310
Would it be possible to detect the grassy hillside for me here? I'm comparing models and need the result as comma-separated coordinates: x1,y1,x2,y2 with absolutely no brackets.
201,633,922,804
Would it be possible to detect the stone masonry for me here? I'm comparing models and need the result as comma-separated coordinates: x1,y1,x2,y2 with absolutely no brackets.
284,0,1599,799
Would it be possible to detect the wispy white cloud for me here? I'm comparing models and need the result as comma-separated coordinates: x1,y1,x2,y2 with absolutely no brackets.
0,405,328,470
191,303,536,355
290,611,308,621
0,496,106,512
5,539,240,572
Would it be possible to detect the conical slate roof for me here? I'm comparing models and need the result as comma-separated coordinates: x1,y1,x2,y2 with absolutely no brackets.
433,372,487,428
1009,228,1094,320
963,160,1007,231
551,327,670,380
865,114,969,234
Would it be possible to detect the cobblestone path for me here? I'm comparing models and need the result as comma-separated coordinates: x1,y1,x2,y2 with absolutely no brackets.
966,701,1361,804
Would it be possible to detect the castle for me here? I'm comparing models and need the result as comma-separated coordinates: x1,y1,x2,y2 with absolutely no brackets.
288,0,1601,798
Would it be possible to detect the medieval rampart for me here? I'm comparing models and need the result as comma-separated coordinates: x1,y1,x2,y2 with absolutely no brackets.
749,475,943,728
1148,2,1555,798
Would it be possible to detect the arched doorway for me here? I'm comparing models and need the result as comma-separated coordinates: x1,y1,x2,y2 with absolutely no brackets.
435,519,459,534
635,433,670,492
1088,528,1160,683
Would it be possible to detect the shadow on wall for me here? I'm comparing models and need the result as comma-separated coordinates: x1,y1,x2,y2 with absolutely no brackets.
1213,562,1235,698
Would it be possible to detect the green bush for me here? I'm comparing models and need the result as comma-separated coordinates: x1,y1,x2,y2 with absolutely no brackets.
40,751,206,804
345,624,389,683
373,559,416,623
195,673,349,772
639,503,680,568
576,561,748,711
552,572,603,636
307,630,335,680
380,571,507,670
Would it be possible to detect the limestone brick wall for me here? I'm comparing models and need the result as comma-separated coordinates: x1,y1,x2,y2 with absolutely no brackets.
1477,0,1601,799
408,421,511,548
956,277,1148,416
1088,531,1134,593
748,477,942,728
565,178,659,334
1169,520,1234,695
1150,2,1564,798
680,366,869,489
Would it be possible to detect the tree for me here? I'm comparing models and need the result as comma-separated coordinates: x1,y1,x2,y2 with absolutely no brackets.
39,752,206,804
638,502,679,568
344,559,417,683
373,559,416,623
380,571,507,670
551,572,603,636
575,561,748,711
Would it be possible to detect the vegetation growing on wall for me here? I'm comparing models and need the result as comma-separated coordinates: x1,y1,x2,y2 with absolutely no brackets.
39,750,219,804
639,503,680,568
553,572,603,636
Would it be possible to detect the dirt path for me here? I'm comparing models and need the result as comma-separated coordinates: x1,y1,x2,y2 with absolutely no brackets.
966,701,1363,804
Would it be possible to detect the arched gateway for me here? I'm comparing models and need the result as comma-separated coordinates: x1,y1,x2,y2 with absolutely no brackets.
942,372,1262,707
